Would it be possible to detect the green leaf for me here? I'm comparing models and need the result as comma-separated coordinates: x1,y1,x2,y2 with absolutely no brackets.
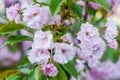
18,68,30,75
95,0,110,11
63,0,72,6
8,75,21,80
18,56,30,68
46,0,50,4
86,6,96,15
34,66,47,80
39,73,47,80
0,23,24,35
34,66,40,80
53,63,67,80
29,68,35,80
62,61,78,79
5,35,33,46
70,20,81,34
107,47,119,63
100,52,107,62
59,27,69,35
50,0,63,16
71,3,82,19
28,64,38,80
52,27,68,42
116,36,120,46
42,25,51,31
0,70,17,79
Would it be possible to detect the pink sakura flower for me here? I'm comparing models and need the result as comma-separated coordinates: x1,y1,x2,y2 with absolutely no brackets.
78,38,106,68
108,39,118,49
33,30,53,49
77,23,106,54
87,55,100,68
77,0,101,10
104,17,118,49
77,22,100,42
23,5,44,29
77,22,106,68
28,30,53,65
6,4,21,24
75,59,85,72
104,17,118,42
4,0,17,7
42,64,58,77
19,0,32,9
53,43,75,64
23,5,61,30
28,45,50,64
61,33,73,43
91,37,106,56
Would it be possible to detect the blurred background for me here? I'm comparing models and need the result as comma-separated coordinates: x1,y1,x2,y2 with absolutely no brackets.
0,0,32,72
0,0,120,80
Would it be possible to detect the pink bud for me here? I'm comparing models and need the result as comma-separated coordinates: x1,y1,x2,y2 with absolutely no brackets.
42,64,58,77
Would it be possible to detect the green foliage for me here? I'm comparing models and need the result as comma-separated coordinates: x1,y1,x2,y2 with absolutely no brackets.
34,66,47,80
0,70,17,79
29,69,35,80
18,56,31,68
70,20,81,34
63,0,72,6
50,0,63,16
18,68,30,75
62,61,78,79
52,63,67,80
5,35,33,46
0,23,24,35
34,66,41,80
46,0,50,4
86,6,96,15
116,36,120,46
28,64,37,80
70,3,82,19
107,47,119,63
42,25,51,31
7,75,21,80
101,47,119,63
95,0,110,11
53,26,69,42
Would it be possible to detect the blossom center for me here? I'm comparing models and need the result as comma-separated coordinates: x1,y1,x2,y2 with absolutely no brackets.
42,37,48,43
86,32,89,36
62,49,67,54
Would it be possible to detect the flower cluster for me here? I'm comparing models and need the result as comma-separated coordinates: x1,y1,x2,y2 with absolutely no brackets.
6,1,61,30
76,22,106,68
28,30,76,77
23,5,61,29
28,30,52,65
6,4,21,23
104,17,118,49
